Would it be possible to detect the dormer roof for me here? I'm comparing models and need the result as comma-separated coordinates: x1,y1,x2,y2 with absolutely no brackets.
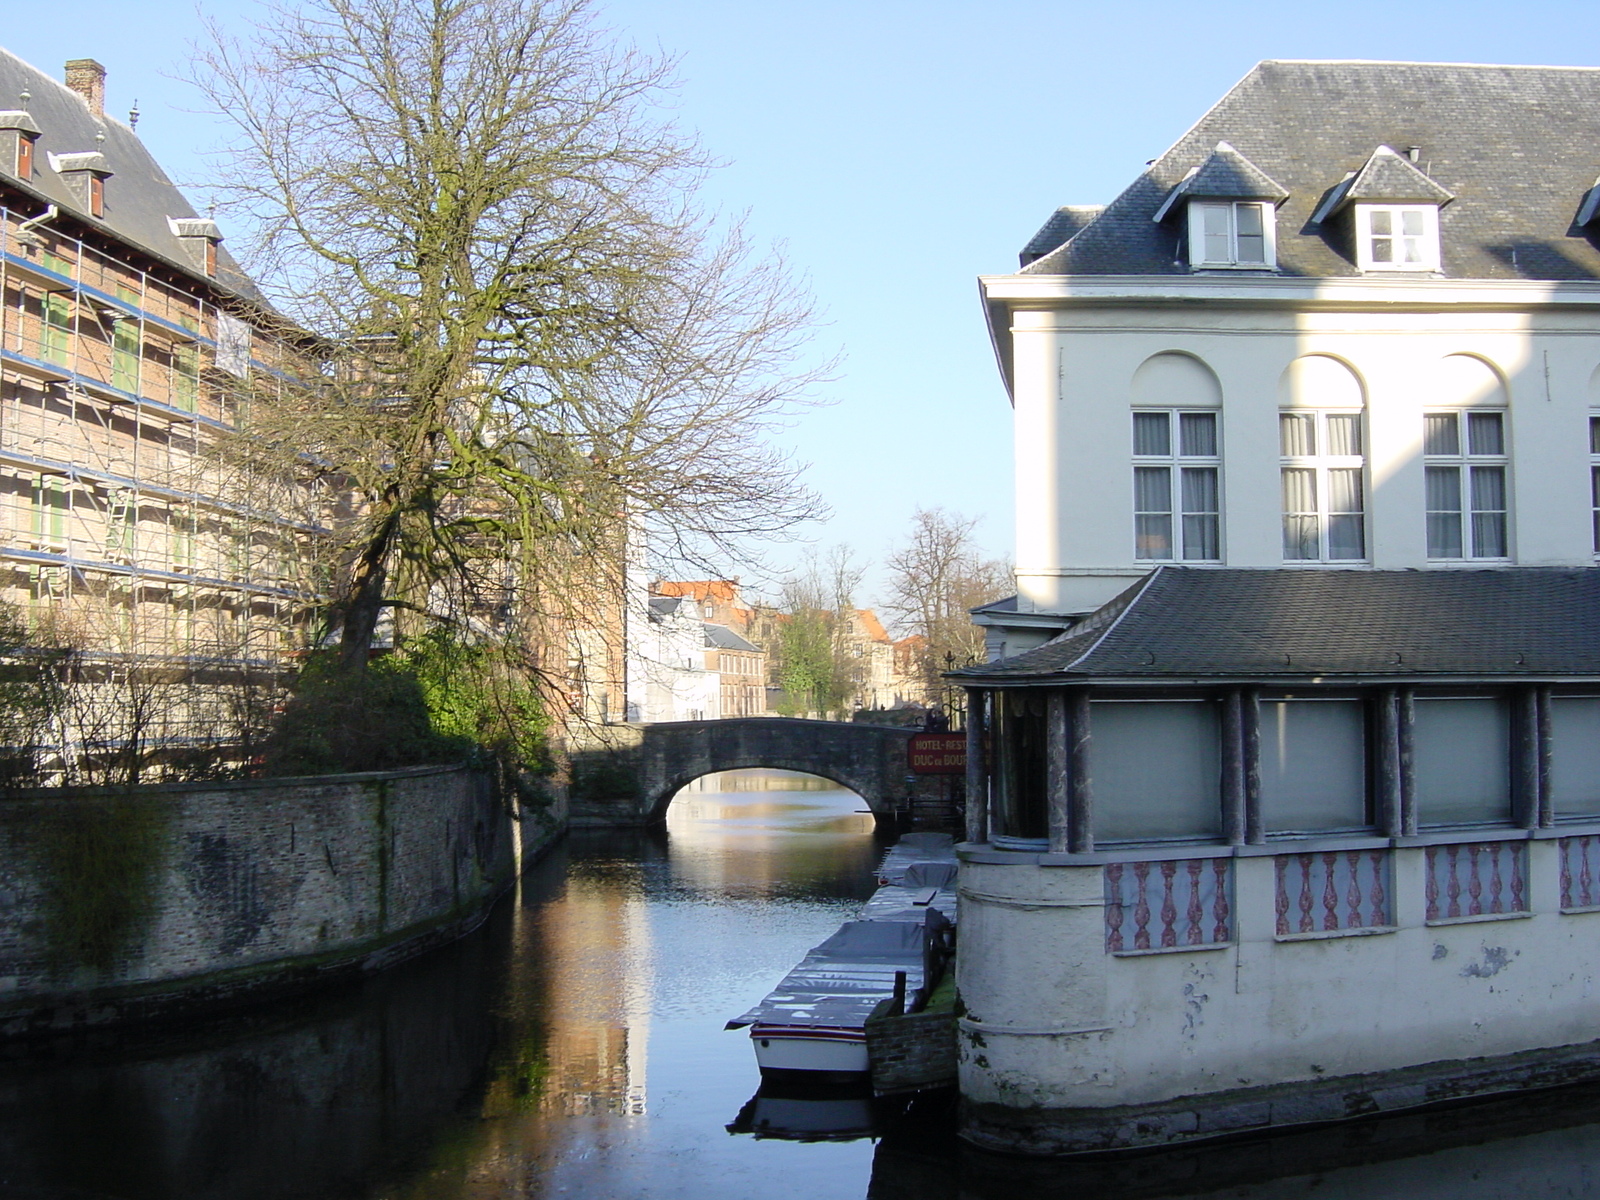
0,110,39,135
1021,60,1600,281
1152,141,1289,223
1311,145,1455,224
48,150,110,176
0,47,266,304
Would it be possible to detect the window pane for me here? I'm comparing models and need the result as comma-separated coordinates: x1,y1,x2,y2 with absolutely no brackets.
1589,417,1600,456
1325,414,1361,456
1426,465,1461,511
1234,204,1265,263
1281,468,1318,559
1593,466,1600,552
1181,466,1217,513
1370,237,1393,263
1327,514,1366,560
1135,514,1173,560
1471,464,1506,511
1203,204,1231,234
1279,413,1315,457
1260,700,1368,831
1551,698,1600,817
992,695,1048,841
1091,701,1222,841
1135,466,1171,512
1179,412,1217,457
1472,512,1508,558
1283,515,1319,560
1401,210,1425,235
1182,515,1219,560
1424,413,1460,456
1327,468,1363,513
1428,512,1463,559
1133,412,1170,456
1467,411,1504,456
1370,210,1393,235
1413,699,1511,825
1401,237,1424,264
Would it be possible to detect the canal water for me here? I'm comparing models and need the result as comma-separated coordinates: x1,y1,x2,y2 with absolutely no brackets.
8,769,1600,1199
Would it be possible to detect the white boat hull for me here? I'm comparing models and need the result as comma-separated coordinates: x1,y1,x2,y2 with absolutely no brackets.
750,1025,869,1076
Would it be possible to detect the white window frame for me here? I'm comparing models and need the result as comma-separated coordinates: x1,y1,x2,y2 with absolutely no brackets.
1590,414,1600,557
1187,201,1276,269
1354,203,1440,272
1132,409,1221,562
1279,410,1367,563
1424,409,1509,561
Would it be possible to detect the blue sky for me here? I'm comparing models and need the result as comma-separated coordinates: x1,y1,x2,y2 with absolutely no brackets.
5,1,1596,606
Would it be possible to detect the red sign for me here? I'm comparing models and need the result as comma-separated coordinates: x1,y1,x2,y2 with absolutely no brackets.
908,732,967,775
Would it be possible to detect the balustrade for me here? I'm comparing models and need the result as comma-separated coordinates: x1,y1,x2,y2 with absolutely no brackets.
1104,856,1232,952
1274,849,1391,935
1424,840,1526,921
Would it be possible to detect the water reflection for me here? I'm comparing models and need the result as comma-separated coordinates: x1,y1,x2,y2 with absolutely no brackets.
0,769,886,1200
12,767,1600,1199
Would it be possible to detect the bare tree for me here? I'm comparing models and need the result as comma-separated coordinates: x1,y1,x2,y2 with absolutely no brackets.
883,508,1011,702
191,0,826,698
766,546,867,718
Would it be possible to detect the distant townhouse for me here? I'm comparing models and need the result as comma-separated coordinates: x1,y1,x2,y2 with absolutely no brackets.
956,61,1600,1155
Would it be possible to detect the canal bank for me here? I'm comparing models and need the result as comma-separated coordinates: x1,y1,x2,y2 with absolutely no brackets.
0,763,557,1037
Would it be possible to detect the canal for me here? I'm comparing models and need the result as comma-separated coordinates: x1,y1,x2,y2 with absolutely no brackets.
8,769,1600,1198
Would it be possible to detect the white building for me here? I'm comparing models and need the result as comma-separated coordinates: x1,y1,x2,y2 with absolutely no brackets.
624,593,720,724
957,61,1600,1155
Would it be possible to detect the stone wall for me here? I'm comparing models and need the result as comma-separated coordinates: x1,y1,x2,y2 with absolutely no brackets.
0,763,549,1036
867,974,958,1096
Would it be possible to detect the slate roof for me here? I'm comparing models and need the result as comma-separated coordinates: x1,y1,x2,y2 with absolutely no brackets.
0,49,265,304
1025,61,1600,280
952,567,1600,682
705,623,760,652
1020,205,1104,266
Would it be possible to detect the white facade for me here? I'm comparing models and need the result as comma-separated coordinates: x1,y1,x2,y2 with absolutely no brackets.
624,593,720,724
960,61,1600,1154
989,276,1600,650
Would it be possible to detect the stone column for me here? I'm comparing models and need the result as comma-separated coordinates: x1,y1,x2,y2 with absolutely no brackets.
964,688,989,845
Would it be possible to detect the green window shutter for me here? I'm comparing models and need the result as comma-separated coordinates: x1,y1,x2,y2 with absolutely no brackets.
42,293,71,365
112,320,140,393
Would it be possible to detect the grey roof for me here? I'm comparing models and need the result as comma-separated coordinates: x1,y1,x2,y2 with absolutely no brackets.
1152,141,1289,222
952,567,1600,682
1024,61,1600,280
1020,205,1104,266
649,595,689,619
0,48,264,304
704,623,759,652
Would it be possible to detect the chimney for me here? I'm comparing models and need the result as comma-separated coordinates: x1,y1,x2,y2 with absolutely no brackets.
64,59,106,118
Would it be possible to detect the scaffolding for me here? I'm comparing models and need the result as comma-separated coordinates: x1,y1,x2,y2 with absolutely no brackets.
0,203,322,768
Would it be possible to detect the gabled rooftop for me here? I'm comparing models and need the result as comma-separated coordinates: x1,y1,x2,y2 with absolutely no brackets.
1022,60,1600,280
1151,141,1289,223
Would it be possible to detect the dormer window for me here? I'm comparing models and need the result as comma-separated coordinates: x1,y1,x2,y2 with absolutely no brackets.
0,111,41,182
1190,201,1273,267
167,217,224,278
1311,146,1454,275
49,151,112,220
1355,204,1439,271
1153,141,1288,273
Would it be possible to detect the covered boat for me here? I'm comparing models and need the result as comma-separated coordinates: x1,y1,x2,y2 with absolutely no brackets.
727,918,941,1080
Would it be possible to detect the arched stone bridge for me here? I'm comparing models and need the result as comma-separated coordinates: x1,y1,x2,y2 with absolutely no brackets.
567,717,949,826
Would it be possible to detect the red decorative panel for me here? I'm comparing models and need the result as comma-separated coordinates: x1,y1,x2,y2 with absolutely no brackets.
1425,841,1527,921
1274,850,1392,935
1105,857,1231,952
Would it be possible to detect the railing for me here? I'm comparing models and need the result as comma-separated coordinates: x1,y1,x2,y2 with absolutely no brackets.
1105,857,1232,952
1425,840,1527,921
1275,849,1392,935
1560,835,1600,912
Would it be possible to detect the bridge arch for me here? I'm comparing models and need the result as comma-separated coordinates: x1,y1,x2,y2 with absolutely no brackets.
635,718,921,825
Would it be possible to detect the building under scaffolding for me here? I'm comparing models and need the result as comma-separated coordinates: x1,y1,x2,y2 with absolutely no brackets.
0,50,319,776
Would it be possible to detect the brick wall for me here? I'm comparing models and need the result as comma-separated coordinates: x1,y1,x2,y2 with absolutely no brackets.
0,763,535,1035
